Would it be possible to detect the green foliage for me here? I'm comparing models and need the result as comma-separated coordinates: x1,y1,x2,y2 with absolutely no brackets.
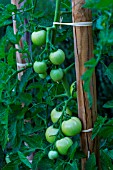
85,153,97,170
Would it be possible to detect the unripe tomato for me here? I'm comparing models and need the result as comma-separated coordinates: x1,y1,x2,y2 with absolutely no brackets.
49,49,65,65
45,125,59,143
61,117,82,136
48,150,58,160
31,30,46,46
56,137,73,155
70,81,77,99
33,61,47,74
39,72,47,79
50,68,64,82
51,107,72,123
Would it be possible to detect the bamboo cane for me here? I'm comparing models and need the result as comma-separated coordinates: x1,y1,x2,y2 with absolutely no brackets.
11,0,26,80
72,0,100,169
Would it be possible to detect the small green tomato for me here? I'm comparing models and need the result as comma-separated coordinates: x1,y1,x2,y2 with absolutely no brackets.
33,61,47,74
48,150,58,160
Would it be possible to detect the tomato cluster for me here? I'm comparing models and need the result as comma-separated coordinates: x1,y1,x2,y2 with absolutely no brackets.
31,30,66,82
45,106,82,158
31,30,82,159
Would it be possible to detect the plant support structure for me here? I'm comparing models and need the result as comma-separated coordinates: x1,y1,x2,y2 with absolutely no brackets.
72,0,100,169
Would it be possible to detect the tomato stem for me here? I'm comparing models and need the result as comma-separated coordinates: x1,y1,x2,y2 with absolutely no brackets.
52,93,67,100
6,64,32,83
64,63,75,73
61,75,70,97
52,0,61,44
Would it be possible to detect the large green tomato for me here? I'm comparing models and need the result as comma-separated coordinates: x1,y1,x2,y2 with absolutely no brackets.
61,117,82,136
51,107,72,123
33,61,47,74
56,137,73,155
31,30,46,46
45,125,59,143
70,81,77,99
48,150,58,160
50,68,64,82
49,49,65,65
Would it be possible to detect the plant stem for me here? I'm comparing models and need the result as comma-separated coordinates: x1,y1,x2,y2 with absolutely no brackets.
52,93,67,100
59,97,72,127
6,64,32,83
54,0,61,22
64,63,75,73
52,0,61,44
61,75,70,97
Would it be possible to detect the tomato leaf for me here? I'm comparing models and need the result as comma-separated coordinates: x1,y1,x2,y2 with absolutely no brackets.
0,106,8,150
100,150,113,170
7,47,16,66
95,119,113,139
105,63,113,84
103,100,113,108
18,151,31,168
68,142,78,160
19,68,32,92
18,92,32,106
85,153,97,170
6,26,18,44
0,36,6,59
92,116,107,140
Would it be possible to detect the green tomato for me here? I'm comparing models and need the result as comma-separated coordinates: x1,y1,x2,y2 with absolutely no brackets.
33,61,47,74
49,49,65,65
56,137,73,155
31,30,46,46
51,107,72,123
39,72,47,79
45,125,58,143
70,81,77,99
48,150,58,160
50,68,64,82
61,117,82,136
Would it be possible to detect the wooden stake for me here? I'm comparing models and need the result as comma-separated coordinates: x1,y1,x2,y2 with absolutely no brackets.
72,0,100,169
11,0,27,80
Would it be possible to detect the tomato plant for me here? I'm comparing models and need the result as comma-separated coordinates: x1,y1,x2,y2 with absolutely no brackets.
49,49,65,65
61,117,82,136
31,30,46,46
1,0,113,169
